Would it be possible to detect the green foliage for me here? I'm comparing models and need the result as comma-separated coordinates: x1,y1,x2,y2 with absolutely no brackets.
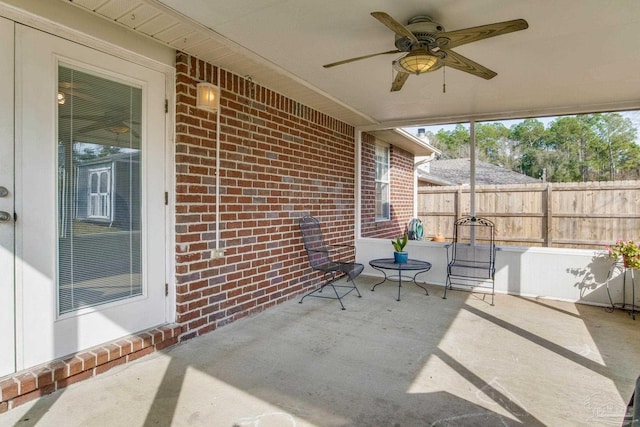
391,234,408,252
434,124,470,158
607,240,640,268
428,112,640,183
475,122,510,165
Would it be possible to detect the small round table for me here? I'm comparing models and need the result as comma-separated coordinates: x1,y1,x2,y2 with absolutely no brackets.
369,258,432,301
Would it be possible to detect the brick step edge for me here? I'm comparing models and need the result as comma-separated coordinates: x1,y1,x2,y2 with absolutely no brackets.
0,323,182,413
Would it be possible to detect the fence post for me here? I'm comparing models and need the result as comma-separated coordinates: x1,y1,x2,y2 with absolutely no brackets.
455,188,462,220
545,183,553,247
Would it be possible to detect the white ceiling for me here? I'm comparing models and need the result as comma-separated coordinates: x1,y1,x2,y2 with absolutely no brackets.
69,0,640,128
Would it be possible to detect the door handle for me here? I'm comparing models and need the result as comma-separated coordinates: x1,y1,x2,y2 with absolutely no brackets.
0,186,7,197
0,211,12,222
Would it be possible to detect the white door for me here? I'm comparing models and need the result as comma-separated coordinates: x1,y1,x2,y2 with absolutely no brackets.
14,25,167,370
0,17,15,377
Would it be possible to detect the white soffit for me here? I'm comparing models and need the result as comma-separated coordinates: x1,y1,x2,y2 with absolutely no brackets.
368,129,439,157
55,0,640,130
59,0,378,127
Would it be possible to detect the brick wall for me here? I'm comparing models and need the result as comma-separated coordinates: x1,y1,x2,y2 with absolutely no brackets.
174,52,358,340
360,134,415,240
0,51,420,415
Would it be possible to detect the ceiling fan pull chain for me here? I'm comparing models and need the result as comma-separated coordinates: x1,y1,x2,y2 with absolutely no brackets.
443,66,446,94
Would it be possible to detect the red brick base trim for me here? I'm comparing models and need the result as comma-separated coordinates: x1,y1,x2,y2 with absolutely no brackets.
0,324,181,414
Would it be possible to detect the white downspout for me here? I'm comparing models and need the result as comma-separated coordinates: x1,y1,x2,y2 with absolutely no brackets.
355,129,362,239
469,120,476,244
469,120,476,218
215,69,222,256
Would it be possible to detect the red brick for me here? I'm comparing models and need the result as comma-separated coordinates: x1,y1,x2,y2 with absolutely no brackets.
57,370,93,389
104,344,122,361
127,346,154,362
62,356,84,377
7,383,55,410
92,348,110,366
140,333,154,348
15,373,36,395
155,337,179,351
94,356,126,375
0,378,18,401
130,337,143,353
33,368,54,388
116,340,133,355
51,361,67,381
76,352,97,371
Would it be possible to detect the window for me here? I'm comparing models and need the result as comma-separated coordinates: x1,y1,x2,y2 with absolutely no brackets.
57,65,142,314
375,143,390,221
88,166,112,219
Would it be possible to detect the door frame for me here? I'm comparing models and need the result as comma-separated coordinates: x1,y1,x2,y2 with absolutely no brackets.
0,4,176,373
0,16,16,377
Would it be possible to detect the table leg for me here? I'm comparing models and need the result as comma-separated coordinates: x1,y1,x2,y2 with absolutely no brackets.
370,266,388,291
632,268,636,320
605,263,617,313
413,270,430,296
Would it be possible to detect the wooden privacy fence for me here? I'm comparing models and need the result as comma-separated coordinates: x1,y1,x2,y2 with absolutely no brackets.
417,180,640,249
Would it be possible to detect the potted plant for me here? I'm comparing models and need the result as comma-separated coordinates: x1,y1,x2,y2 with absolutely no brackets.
606,239,640,269
392,234,409,264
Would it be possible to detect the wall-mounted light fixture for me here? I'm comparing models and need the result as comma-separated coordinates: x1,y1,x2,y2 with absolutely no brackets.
196,82,220,113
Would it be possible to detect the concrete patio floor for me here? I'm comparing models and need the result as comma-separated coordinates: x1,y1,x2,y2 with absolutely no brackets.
1,276,639,426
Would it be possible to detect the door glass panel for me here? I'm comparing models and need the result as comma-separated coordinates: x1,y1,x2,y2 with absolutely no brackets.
57,65,142,314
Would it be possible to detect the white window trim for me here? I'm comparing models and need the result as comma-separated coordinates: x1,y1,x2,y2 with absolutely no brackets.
375,142,390,222
87,166,112,220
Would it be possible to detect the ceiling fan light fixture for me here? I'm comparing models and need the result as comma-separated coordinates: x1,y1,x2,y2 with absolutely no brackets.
394,48,438,75
108,125,130,135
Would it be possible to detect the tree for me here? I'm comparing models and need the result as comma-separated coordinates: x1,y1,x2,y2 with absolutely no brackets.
475,122,511,166
73,143,122,161
434,124,469,159
586,113,638,180
509,119,547,178
423,112,640,182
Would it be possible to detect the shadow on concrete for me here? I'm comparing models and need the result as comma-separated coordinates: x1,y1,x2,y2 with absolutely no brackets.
5,277,640,426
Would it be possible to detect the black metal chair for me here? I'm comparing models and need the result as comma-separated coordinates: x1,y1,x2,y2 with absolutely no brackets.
443,216,497,305
625,374,640,426
298,215,363,310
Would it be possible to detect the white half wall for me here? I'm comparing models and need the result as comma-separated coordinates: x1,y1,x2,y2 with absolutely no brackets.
356,238,632,307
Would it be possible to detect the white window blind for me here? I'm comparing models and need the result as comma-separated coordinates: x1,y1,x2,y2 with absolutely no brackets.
57,65,142,314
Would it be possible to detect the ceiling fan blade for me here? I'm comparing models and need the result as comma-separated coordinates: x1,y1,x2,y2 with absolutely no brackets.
390,72,410,92
442,50,497,80
371,11,419,45
61,114,108,120
439,19,528,49
75,121,113,135
323,49,400,68
74,116,131,133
